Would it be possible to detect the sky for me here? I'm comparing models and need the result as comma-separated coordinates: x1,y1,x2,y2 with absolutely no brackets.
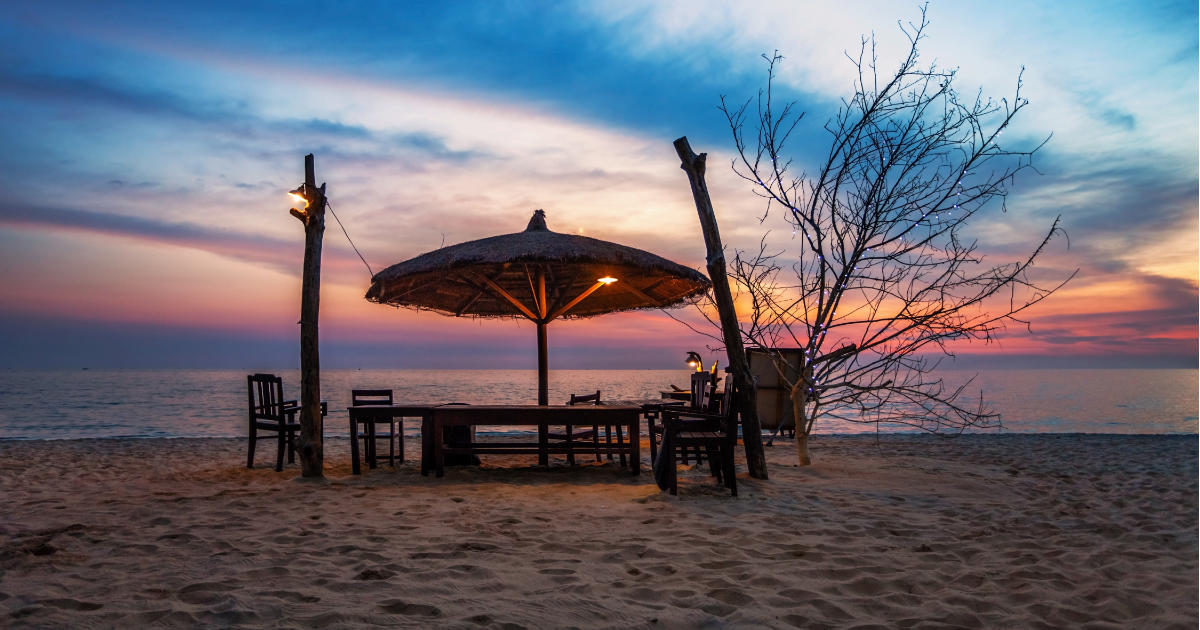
0,0,1195,370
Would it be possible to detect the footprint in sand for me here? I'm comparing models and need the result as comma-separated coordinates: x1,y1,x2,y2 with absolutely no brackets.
707,588,754,606
378,599,442,617
176,582,235,605
37,598,104,611
266,590,320,603
354,568,395,580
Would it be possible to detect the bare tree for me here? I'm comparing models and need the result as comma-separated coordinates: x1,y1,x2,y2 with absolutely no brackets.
713,8,1073,465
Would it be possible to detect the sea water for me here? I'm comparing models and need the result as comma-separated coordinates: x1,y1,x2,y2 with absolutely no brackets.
0,368,1194,440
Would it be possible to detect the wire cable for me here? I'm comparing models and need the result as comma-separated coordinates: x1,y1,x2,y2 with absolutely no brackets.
325,199,375,278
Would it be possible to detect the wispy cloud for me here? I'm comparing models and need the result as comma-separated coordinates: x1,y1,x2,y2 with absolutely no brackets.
0,1,1193,367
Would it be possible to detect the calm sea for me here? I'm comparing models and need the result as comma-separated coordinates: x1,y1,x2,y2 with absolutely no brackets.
0,368,1195,440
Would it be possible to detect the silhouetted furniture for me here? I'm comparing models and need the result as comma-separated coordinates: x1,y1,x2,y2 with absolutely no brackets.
587,392,629,467
644,399,686,464
689,371,711,411
547,391,610,465
348,404,437,474
678,371,722,464
427,405,641,477
247,373,300,472
352,389,397,467
654,373,737,496
651,373,716,464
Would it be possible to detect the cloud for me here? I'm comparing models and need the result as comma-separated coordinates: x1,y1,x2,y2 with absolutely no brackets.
0,2,1193,368
0,201,373,284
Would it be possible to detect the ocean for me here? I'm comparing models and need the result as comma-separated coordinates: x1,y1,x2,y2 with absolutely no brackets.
0,368,1195,440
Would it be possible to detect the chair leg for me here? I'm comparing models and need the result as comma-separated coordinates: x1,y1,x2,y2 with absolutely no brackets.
275,430,286,472
594,424,603,462
287,428,296,464
365,423,377,469
706,444,721,481
668,443,678,496
566,425,576,465
247,425,257,468
365,424,372,468
724,445,737,497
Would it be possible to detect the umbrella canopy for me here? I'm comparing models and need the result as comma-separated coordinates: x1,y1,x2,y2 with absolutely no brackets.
367,210,710,404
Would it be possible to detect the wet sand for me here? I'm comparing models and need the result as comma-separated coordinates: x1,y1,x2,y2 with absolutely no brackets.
1,434,1195,628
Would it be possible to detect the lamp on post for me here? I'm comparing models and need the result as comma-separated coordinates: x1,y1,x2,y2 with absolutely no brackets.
289,154,327,478
685,351,703,372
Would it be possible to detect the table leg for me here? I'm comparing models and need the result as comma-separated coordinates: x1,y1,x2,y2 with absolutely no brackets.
434,417,445,478
397,418,404,465
350,415,361,475
630,414,640,475
420,415,432,476
538,424,548,467
646,411,659,463
616,423,626,468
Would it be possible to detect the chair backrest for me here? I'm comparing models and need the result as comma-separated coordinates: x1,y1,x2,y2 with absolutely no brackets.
567,390,600,406
352,389,394,406
718,370,738,435
690,372,713,411
248,373,286,421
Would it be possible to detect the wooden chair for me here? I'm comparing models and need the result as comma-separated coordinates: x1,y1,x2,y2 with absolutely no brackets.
656,374,737,496
688,371,709,410
681,371,720,464
580,391,628,468
352,389,398,467
247,373,300,472
648,373,713,465
548,391,606,465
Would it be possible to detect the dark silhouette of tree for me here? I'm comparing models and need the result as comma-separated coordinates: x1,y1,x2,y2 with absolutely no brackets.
708,7,1073,464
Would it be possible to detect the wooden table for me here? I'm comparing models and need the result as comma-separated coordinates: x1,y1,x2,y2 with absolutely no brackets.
427,404,642,477
347,404,435,474
618,399,686,464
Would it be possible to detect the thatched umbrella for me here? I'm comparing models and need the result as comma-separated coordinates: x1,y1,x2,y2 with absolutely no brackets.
366,209,711,404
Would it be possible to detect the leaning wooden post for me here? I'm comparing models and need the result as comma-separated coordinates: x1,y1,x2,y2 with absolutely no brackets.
289,153,326,478
673,137,767,479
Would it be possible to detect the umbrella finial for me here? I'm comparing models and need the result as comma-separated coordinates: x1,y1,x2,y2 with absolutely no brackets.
525,209,549,232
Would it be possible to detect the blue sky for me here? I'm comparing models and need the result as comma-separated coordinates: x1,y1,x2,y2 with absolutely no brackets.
0,1,1195,368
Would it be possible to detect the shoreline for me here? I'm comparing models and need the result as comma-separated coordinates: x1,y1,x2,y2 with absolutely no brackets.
3,431,1196,443
2,434,1196,628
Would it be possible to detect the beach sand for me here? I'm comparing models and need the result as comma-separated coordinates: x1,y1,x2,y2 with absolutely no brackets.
1,434,1195,629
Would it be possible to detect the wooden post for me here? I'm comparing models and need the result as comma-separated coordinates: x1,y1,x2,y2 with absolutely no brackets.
673,137,767,479
536,270,549,406
290,153,326,478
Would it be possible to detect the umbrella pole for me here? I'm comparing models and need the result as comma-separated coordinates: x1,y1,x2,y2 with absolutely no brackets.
535,269,550,407
536,321,548,406
536,320,549,466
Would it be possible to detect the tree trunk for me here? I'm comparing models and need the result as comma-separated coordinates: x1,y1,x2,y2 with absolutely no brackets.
788,382,812,466
795,431,812,467
674,136,767,480
296,154,325,478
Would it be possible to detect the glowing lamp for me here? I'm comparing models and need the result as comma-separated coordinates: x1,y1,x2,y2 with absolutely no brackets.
288,185,310,208
597,276,617,284
685,350,703,372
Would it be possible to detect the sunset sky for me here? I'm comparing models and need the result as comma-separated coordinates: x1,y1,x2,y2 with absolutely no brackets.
0,1,1195,369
